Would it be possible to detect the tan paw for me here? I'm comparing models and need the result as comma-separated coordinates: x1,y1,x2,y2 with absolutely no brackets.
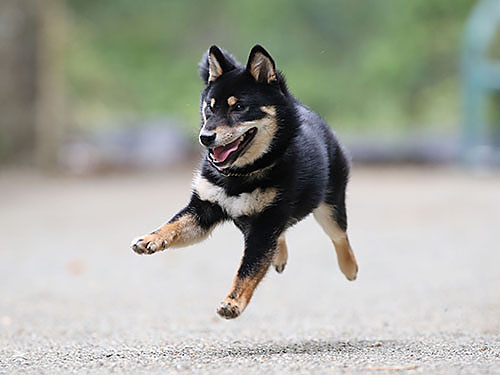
216,299,241,320
337,245,358,281
342,259,358,281
130,232,170,255
272,250,287,273
272,235,288,273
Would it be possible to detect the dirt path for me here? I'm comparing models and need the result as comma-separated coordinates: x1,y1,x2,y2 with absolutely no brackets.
0,166,499,374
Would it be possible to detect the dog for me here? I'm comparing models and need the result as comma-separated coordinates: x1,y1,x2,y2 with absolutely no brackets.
131,44,358,319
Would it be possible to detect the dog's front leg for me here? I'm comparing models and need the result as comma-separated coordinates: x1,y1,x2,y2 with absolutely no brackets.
131,194,225,255
217,218,282,319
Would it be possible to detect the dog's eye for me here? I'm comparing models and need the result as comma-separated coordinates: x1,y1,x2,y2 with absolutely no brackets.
233,103,246,112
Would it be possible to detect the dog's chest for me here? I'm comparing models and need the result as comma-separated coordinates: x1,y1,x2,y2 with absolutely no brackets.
194,174,277,218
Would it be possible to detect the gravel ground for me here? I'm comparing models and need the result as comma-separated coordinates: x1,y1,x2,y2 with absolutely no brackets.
0,166,499,374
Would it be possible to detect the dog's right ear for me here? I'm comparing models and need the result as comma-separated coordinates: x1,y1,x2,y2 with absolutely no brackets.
199,45,236,84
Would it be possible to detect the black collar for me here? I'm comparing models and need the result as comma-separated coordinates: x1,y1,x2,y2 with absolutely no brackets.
208,156,275,178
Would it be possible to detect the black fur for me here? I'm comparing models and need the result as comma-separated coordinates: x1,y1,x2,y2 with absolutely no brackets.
133,44,355,318
194,45,351,287
196,45,349,225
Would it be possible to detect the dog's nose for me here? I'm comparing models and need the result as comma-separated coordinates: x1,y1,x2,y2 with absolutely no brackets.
199,132,216,147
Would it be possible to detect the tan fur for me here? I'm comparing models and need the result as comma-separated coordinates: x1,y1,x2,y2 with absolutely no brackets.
204,124,239,148
208,54,223,83
260,105,276,116
199,105,277,169
249,52,277,83
313,203,358,281
272,233,288,273
194,173,277,218
231,106,278,168
227,96,238,106
201,101,208,125
218,262,270,318
131,214,213,253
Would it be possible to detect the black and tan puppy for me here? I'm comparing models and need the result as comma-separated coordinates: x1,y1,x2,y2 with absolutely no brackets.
131,45,358,319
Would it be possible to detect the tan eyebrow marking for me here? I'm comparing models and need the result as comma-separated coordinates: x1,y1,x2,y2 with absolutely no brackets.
210,98,216,108
227,96,238,106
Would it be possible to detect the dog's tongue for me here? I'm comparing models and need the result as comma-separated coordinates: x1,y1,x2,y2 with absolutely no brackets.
213,138,241,163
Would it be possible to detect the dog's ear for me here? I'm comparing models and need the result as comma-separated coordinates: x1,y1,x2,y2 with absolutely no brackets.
246,45,277,84
199,45,236,84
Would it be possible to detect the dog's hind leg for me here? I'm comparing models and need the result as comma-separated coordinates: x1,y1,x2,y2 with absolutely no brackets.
313,203,358,281
272,233,288,273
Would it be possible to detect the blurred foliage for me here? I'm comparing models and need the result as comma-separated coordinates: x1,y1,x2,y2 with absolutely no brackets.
65,0,477,134
489,31,500,133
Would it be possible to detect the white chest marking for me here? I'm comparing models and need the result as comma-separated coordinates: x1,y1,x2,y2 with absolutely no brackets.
193,174,277,218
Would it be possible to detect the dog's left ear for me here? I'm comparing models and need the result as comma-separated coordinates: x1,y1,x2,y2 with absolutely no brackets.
246,45,277,84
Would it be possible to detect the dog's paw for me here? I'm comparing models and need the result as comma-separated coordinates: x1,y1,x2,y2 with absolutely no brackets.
216,299,241,320
130,233,168,255
272,235,288,274
274,262,286,273
272,251,287,274
338,247,358,281
343,261,358,281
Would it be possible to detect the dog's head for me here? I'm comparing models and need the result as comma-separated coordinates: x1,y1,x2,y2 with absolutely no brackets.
198,45,287,171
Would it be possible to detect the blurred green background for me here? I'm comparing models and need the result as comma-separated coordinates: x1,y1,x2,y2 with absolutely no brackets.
66,0,474,132
1,0,500,169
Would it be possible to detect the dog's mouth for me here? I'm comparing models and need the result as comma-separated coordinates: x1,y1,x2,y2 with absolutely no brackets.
209,127,257,168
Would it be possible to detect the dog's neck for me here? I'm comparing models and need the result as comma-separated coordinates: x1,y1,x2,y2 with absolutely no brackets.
209,157,276,178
